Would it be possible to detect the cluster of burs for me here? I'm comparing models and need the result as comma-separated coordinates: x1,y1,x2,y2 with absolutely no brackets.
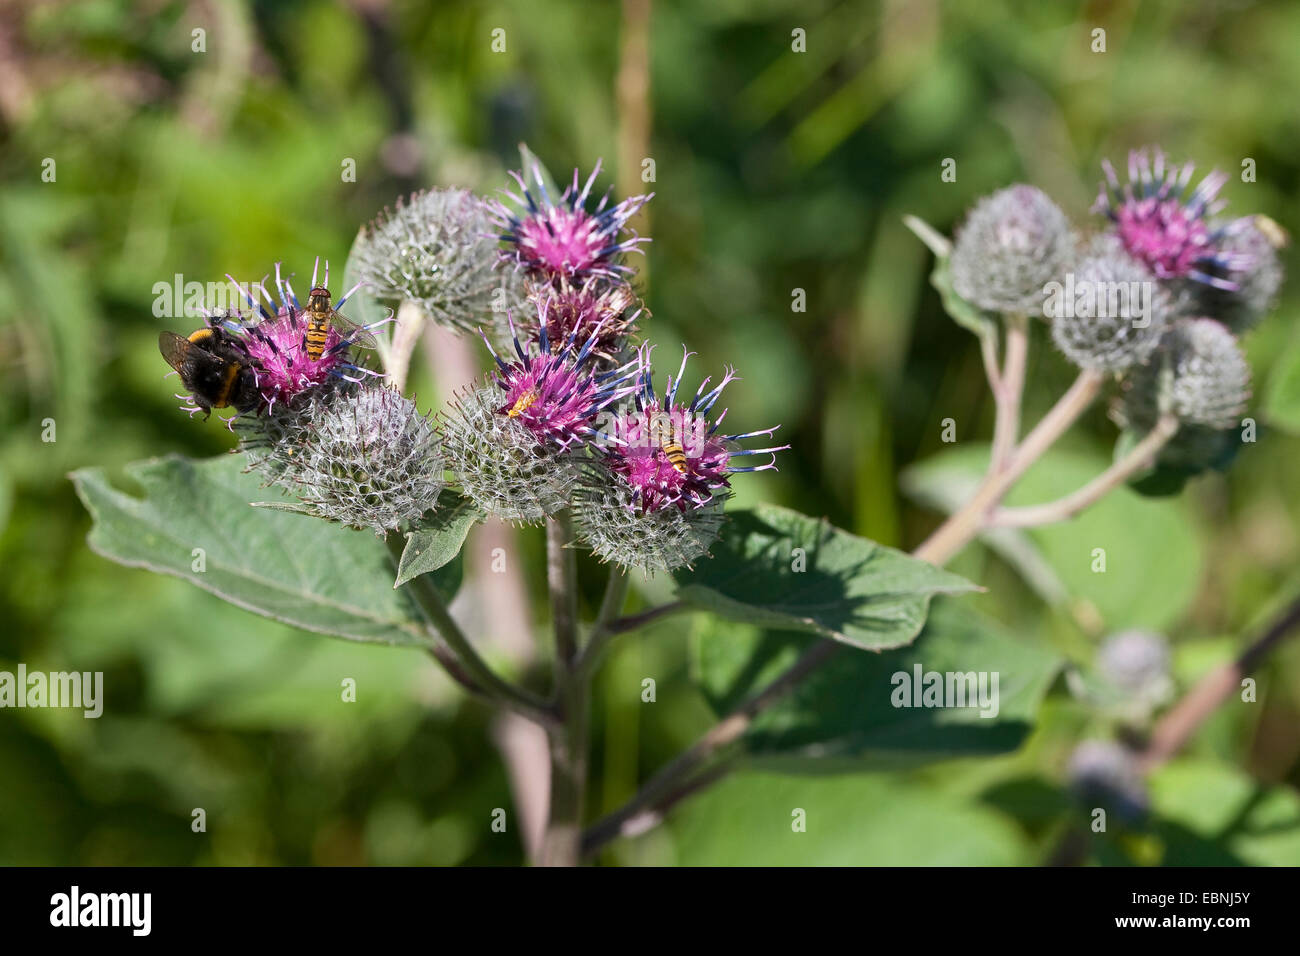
949,148,1285,486
206,163,784,574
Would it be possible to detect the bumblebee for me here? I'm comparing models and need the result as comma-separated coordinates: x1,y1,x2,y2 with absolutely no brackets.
159,325,262,418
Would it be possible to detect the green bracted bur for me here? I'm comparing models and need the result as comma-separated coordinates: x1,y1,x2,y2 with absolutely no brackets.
241,385,444,534
1050,236,1172,373
349,188,528,334
572,467,725,575
950,184,1075,317
439,383,578,525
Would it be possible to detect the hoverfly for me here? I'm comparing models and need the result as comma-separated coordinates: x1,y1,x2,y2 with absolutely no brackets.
1254,215,1291,250
505,388,540,418
650,410,690,475
296,257,376,360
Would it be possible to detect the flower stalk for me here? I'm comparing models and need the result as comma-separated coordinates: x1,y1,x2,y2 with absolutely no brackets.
384,533,556,729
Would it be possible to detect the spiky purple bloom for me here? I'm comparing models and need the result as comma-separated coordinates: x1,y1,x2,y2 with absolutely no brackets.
480,318,641,451
525,276,641,364
600,347,786,514
219,260,384,410
1094,149,1251,290
491,160,652,280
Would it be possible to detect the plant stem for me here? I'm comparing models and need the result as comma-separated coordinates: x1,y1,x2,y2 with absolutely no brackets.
979,329,1002,394
989,313,1028,473
384,534,555,728
992,413,1180,528
540,510,587,865
913,368,1105,565
1139,595,1300,773
383,299,427,394
574,568,632,681
546,511,579,669
582,639,838,856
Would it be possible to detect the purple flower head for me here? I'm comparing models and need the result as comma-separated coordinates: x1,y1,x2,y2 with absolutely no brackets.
527,276,641,364
1094,149,1252,290
601,347,787,514
480,315,641,451
492,160,652,281
218,259,386,410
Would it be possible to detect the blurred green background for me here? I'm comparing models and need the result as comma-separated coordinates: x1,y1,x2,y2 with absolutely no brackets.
3,0,1299,865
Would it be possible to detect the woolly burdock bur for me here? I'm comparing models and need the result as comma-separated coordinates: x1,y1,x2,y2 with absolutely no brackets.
950,184,1074,316
1050,236,1171,373
573,467,726,575
1120,317,1251,431
351,188,528,334
439,384,580,524
243,386,444,534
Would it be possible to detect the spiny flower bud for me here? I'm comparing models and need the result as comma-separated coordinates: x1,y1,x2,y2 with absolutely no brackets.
1049,239,1171,373
351,188,527,334
1067,740,1148,824
572,466,725,574
1122,318,1251,430
1096,630,1174,718
1184,217,1285,333
439,383,579,524
949,184,1074,316
510,276,642,368
244,386,444,534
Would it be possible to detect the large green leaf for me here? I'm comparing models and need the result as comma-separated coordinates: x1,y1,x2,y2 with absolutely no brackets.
1150,759,1300,866
901,444,1203,631
692,600,1062,767
394,490,479,587
674,503,977,651
71,453,444,647
668,769,1030,865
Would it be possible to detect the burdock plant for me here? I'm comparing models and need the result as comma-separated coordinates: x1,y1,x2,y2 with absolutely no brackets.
75,145,1290,866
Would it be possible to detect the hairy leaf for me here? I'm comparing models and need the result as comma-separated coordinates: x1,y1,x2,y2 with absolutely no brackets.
71,454,446,647
675,503,976,651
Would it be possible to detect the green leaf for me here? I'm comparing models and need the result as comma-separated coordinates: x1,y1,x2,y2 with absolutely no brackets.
901,444,1203,630
394,490,479,587
1150,759,1300,866
341,223,392,326
668,769,1031,865
517,142,561,200
71,453,444,647
692,600,1062,768
1263,335,1300,433
674,503,977,651
903,213,997,338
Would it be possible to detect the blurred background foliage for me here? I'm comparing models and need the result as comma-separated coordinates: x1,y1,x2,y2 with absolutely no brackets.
2,0,1299,865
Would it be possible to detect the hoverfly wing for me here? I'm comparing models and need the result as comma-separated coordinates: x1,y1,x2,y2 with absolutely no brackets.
333,313,379,350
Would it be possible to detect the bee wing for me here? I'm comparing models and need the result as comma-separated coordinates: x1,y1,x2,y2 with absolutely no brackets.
159,330,200,371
